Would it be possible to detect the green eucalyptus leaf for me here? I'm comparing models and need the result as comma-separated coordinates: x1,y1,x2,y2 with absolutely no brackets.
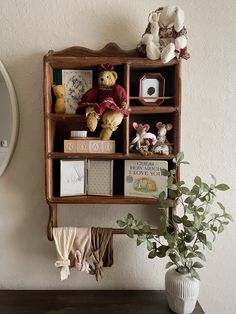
169,189,178,199
148,250,157,259
165,261,174,269
194,176,202,186
180,187,191,195
194,214,203,230
142,224,151,233
173,215,182,224
185,196,195,205
195,251,206,261
158,191,166,201
187,252,197,258
117,220,126,227
190,268,200,281
217,202,226,213
224,213,234,222
218,224,224,233
127,213,134,220
191,185,200,195
137,234,147,246
206,241,212,250
169,253,180,263
147,240,153,251
193,261,204,268
215,184,230,191
161,169,170,176
124,226,134,238
197,232,207,244
186,226,197,236
177,266,189,274
184,234,195,243
202,183,210,192
176,152,184,163
170,169,176,175
168,184,178,191
181,161,190,165
210,174,216,185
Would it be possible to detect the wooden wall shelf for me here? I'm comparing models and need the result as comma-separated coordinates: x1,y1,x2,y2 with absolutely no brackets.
44,43,181,241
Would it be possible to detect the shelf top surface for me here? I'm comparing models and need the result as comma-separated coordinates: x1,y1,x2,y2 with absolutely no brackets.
44,43,180,68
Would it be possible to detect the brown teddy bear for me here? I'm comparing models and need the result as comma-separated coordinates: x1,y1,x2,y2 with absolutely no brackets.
52,84,66,113
77,64,129,140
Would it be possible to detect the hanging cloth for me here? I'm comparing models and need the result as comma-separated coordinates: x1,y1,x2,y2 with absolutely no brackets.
69,228,91,273
53,227,77,281
90,227,113,281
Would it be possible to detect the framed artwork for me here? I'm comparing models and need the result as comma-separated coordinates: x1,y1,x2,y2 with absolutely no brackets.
60,160,86,196
87,160,113,196
139,73,165,106
62,69,92,114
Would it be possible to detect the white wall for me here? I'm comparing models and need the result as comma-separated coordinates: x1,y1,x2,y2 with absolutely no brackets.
0,1,235,313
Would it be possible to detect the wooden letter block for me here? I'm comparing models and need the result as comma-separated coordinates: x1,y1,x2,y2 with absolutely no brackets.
64,138,115,153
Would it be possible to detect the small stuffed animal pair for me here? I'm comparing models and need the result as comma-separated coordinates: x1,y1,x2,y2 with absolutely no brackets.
130,121,173,155
137,5,190,63
77,64,129,140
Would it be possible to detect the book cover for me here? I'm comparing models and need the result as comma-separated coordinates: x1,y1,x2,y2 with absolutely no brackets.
124,160,168,199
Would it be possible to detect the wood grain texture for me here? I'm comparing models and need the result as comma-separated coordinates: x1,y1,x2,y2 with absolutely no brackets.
0,290,204,314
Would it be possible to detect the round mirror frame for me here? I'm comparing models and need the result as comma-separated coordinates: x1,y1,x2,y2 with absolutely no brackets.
0,60,19,176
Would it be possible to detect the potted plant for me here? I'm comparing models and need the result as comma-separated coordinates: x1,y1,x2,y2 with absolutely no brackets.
117,152,233,314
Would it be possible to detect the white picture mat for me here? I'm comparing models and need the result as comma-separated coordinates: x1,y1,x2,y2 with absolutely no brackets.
60,160,86,196
141,78,159,102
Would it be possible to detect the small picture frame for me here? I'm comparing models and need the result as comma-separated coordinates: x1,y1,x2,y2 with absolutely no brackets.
62,69,93,114
87,160,113,196
60,160,86,196
139,73,165,106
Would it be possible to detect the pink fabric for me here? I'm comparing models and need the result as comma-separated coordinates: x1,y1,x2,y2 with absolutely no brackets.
69,228,91,273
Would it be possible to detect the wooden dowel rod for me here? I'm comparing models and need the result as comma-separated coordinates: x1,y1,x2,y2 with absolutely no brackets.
129,96,174,99
48,227,158,240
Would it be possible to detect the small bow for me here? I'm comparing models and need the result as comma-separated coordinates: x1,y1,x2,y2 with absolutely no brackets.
54,259,71,281
99,63,114,72
75,250,90,273
90,249,104,281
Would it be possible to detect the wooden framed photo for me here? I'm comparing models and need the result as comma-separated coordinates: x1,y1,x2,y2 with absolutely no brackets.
139,73,165,106
62,69,93,114
60,160,86,196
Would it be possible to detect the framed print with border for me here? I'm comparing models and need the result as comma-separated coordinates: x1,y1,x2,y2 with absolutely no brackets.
60,160,86,196
139,73,165,106
62,69,93,114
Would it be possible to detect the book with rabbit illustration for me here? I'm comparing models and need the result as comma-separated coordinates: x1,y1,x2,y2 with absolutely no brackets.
124,160,168,198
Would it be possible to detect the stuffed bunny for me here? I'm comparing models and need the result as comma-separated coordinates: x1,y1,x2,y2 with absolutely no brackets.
140,12,161,60
137,5,190,63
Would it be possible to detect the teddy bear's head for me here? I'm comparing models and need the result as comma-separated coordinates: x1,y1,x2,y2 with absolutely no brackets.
98,64,118,88
52,84,65,98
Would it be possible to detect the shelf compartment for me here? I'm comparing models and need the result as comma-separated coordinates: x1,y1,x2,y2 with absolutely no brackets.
47,152,174,160
48,195,166,205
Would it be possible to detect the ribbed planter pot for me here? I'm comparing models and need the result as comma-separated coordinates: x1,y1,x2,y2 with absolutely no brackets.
165,268,200,314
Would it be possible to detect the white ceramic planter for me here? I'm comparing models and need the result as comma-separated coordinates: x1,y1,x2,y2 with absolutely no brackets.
165,268,200,314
